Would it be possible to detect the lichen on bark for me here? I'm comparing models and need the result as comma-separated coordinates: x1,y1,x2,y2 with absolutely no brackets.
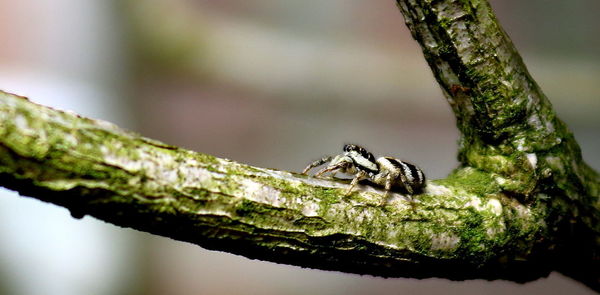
1,0,599,291
0,91,548,281
396,0,599,289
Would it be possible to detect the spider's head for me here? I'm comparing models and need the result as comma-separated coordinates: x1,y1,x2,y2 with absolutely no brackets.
343,144,378,174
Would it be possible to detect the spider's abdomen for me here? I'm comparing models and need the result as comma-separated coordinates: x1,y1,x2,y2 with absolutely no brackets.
378,157,426,193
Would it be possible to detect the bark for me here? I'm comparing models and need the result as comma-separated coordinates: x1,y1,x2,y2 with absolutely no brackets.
395,0,600,289
1,0,599,291
0,91,550,281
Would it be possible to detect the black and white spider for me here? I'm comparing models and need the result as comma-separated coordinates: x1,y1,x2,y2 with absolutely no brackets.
302,144,426,199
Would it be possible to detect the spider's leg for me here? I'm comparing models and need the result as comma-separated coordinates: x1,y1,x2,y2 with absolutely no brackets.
345,170,367,196
302,156,333,174
373,173,392,205
398,172,414,194
314,161,346,178
383,173,393,198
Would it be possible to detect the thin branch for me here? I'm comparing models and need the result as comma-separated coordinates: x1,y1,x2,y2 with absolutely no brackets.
396,0,593,201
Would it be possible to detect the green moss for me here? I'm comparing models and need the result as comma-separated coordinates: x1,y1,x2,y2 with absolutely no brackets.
293,216,330,231
438,17,452,31
235,199,270,217
458,0,477,15
254,173,344,212
438,167,500,196
457,210,485,252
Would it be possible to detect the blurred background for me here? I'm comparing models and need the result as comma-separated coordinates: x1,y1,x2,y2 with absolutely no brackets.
0,0,598,294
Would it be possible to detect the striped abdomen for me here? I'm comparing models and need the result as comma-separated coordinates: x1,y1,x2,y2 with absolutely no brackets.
379,157,426,193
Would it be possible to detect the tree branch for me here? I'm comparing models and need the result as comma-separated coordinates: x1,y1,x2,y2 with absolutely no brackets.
0,91,547,282
395,0,600,289
1,0,599,290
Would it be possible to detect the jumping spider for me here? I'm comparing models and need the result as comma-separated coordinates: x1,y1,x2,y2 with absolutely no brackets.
302,144,426,200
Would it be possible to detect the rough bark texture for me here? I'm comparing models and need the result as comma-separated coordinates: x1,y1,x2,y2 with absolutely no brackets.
0,0,599,291
0,91,549,282
396,0,600,289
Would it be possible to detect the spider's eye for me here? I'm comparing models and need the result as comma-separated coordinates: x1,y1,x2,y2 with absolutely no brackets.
344,144,377,164
343,144,357,152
